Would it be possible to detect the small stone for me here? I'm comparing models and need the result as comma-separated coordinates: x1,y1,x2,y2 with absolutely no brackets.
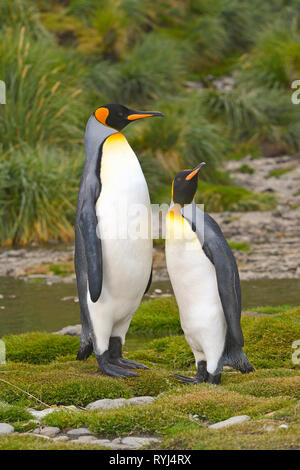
120,436,160,449
154,289,162,294
126,396,154,407
33,428,40,434
0,294,3,299
77,435,98,443
279,424,288,429
86,398,126,410
0,423,14,434
27,408,60,420
54,436,69,442
66,428,94,438
209,415,250,429
40,426,60,438
92,439,111,446
53,325,82,337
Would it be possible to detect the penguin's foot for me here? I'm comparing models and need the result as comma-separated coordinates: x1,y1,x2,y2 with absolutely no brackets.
96,351,138,378
111,357,149,370
108,336,149,371
171,374,199,385
76,341,93,361
207,372,221,385
172,361,221,385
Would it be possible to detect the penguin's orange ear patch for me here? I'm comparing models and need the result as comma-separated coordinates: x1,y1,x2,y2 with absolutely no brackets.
94,107,109,125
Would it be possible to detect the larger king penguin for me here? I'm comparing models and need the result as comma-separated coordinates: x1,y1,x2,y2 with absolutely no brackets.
75,104,163,377
166,163,254,384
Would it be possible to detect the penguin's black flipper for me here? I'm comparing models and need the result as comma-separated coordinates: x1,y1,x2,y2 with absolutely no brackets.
182,204,244,347
79,175,102,303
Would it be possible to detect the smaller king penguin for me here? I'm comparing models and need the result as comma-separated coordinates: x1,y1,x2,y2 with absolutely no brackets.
165,163,254,384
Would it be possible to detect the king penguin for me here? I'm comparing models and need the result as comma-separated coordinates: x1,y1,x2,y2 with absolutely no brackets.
165,163,254,384
75,104,164,377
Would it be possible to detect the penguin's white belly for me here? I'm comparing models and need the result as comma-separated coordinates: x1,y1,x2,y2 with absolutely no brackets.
165,211,227,373
87,133,152,353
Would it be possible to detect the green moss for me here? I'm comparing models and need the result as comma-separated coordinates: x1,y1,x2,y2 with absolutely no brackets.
227,376,300,399
2,332,80,364
242,308,300,369
0,402,32,423
49,264,74,277
130,298,181,336
228,241,251,251
197,182,277,212
267,167,295,178
249,305,292,314
43,385,293,435
0,362,175,408
131,308,300,371
237,164,255,174
0,434,108,450
162,420,300,450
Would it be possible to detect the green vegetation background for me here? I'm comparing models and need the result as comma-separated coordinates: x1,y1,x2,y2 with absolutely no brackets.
1,0,300,245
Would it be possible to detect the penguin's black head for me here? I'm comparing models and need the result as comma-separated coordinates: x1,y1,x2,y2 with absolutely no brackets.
172,163,206,205
94,104,164,130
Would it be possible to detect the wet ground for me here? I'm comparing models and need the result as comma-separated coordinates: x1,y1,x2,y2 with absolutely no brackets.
1,276,300,336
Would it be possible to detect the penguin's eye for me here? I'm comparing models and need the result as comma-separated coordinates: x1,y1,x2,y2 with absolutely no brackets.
177,177,182,182
118,112,124,117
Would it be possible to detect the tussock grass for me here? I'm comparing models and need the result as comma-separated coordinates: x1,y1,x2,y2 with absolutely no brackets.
196,182,277,212
3,332,80,364
0,28,85,152
0,146,82,245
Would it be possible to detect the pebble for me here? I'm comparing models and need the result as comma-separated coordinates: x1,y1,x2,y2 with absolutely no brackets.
86,396,154,410
53,324,81,337
40,426,61,438
54,436,69,442
86,398,126,410
209,415,250,429
76,435,98,443
279,424,288,429
0,423,14,434
27,408,61,420
126,396,154,407
66,428,94,438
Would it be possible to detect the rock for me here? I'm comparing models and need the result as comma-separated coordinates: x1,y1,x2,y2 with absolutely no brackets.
7,249,26,258
126,396,155,407
66,428,94,438
279,424,288,429
53,325,82,337
27,408,61,420
91,439,111,446
86,398,126,410
209,415,250,429
76,435,98,443
33,428,40,434
120,436,160,449
0,294,3,299
40,426,60,438
0,423,14,434
54,436,69,442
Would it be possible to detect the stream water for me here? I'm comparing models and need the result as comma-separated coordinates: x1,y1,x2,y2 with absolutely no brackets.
0,276,300,336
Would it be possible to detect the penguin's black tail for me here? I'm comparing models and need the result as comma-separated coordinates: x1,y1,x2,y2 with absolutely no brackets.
222,335,254,373
76,340,93,361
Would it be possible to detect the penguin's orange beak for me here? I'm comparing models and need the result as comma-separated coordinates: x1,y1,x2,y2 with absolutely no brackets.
185,162,206,181
127,111,164,121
